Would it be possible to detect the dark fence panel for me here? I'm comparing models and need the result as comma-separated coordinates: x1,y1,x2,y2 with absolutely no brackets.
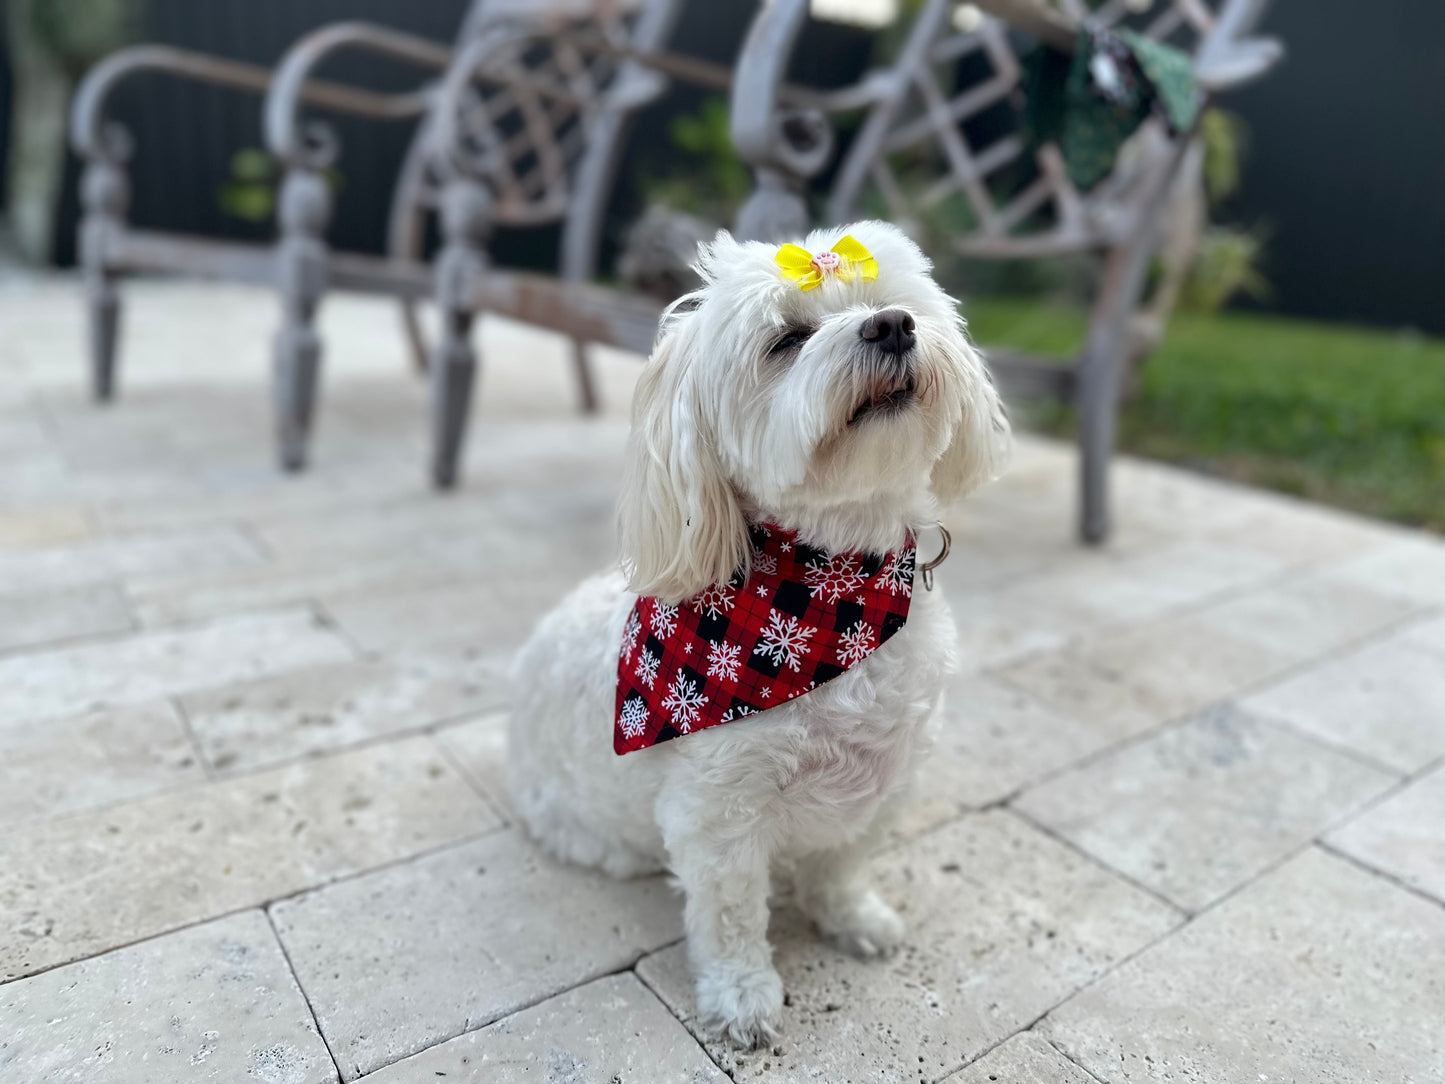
52,0,471,266
34,0,1445,332
1226,0,1445,332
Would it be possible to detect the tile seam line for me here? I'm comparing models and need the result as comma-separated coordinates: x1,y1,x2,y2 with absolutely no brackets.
974,547,1438,678
169,694,217,783
1315,839,1445,916
0,600,342,669
1301,752,1445,845
203,700,509,782
952,818,1408,1076
431,728,514,828
0,723,494,838
1001,805,1188,918
631,941,741,1083
990,600,1445,792
0,823,507,989
263,906,345,1084
334,940,692,1082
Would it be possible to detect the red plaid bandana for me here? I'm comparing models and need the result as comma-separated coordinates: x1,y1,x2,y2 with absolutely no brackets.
615,522,916,754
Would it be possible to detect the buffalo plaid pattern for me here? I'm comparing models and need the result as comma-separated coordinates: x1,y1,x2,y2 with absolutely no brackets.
615,522,916,755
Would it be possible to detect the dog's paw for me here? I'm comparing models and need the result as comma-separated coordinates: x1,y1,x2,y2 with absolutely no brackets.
819,889,906,959
696,966,784,1050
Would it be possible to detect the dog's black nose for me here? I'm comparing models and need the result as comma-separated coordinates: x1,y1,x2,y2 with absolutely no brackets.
860,309,916,356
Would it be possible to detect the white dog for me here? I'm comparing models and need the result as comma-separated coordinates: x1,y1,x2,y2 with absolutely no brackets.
508,220,1009,1047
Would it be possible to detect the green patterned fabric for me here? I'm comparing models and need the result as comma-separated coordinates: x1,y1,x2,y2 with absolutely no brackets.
1025,27,1200,192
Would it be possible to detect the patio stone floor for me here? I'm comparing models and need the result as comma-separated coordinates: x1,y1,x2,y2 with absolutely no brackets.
2,277,1443,1082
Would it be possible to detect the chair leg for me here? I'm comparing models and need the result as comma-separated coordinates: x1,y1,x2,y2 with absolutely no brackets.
429,179,492,490
86,271,121,402
272,168,331,473
430,310,477,489
78,156,130,403
570,338,599,414
274,323,321,472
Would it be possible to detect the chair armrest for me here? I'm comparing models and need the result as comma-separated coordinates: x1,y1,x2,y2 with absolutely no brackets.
71,45,277,160
71,34,446,165
265,21,453,168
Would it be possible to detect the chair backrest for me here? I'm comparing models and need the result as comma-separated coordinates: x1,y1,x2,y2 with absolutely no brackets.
827,0,1237,258
388,0,678,278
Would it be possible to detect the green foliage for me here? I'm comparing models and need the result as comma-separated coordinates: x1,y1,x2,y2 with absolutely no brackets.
25,0,143,72
966,297,1445,531
218,148,277,224
643,97,751,221
217,149,342,224
1199,107,1246,206
1181,226,1270,313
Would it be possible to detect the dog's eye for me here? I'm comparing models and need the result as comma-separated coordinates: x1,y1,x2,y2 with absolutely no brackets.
767,327,814,357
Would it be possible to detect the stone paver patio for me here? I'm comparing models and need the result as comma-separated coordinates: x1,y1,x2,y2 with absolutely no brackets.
2,277,1444,1083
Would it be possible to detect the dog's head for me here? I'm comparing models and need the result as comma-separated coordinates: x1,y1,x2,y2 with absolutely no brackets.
619,220,1010,602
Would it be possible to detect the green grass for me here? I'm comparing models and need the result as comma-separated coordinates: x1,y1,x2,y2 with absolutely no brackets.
964,298,1445,532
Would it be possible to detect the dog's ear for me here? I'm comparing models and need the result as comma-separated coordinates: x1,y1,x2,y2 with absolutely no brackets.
929,324,1012,503
617,300,749,604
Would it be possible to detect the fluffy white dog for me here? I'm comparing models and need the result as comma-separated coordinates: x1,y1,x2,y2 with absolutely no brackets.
508,220,1009,1047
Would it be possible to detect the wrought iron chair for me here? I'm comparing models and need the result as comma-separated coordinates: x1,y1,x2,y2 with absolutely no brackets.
727,0,1282,542
69,0,679,478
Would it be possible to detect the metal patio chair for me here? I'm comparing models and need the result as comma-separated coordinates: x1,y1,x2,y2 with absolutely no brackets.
69,0,679,478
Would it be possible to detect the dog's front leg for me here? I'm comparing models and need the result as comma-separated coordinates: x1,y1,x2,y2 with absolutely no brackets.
793,816,906,959
659,785,782,1049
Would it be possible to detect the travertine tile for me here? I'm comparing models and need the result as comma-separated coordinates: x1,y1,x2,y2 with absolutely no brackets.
0,608,353,726
1189,568,1419,660
0,582,131,654
324,557,603,657
999,571,1416,736
1329,534,1445,605
0,702,203,827
0,524,262,594
0,736,494,981
1041,848,1445,1082
1014,705,1397,911
269,830,684,1080
181,649,507,773
900,673,1111,838
944,1031,1099,1084
0,910,337,1084
127,550,458,627
991,646,1174,740
636,811,1179,1083
1328,764,1445,905
1243,622,1445,773
435,711,512,818
0,505,92,547
363,974,723,1083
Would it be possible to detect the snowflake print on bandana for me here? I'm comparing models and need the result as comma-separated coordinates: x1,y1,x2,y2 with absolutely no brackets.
706,640,742,682
837,620,879,665
803,553,867,602
694,582,736,619
618,696,648,739
661,673,709,732
753,609,817,672
634,646,660,689
622,611,642,659
880,547,916,598
649,602,679,639
615,522,915,754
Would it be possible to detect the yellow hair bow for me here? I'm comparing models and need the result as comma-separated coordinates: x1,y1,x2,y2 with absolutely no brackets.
774,234,879,291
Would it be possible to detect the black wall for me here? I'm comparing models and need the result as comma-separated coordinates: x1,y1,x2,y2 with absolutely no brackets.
11,0,1445,331
1225,0,1445,332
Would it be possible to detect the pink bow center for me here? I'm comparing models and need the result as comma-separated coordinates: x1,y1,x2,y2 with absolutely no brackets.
812,250,842,273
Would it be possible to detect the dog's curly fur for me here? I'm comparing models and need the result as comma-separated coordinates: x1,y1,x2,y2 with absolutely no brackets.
508,221,1010,1047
